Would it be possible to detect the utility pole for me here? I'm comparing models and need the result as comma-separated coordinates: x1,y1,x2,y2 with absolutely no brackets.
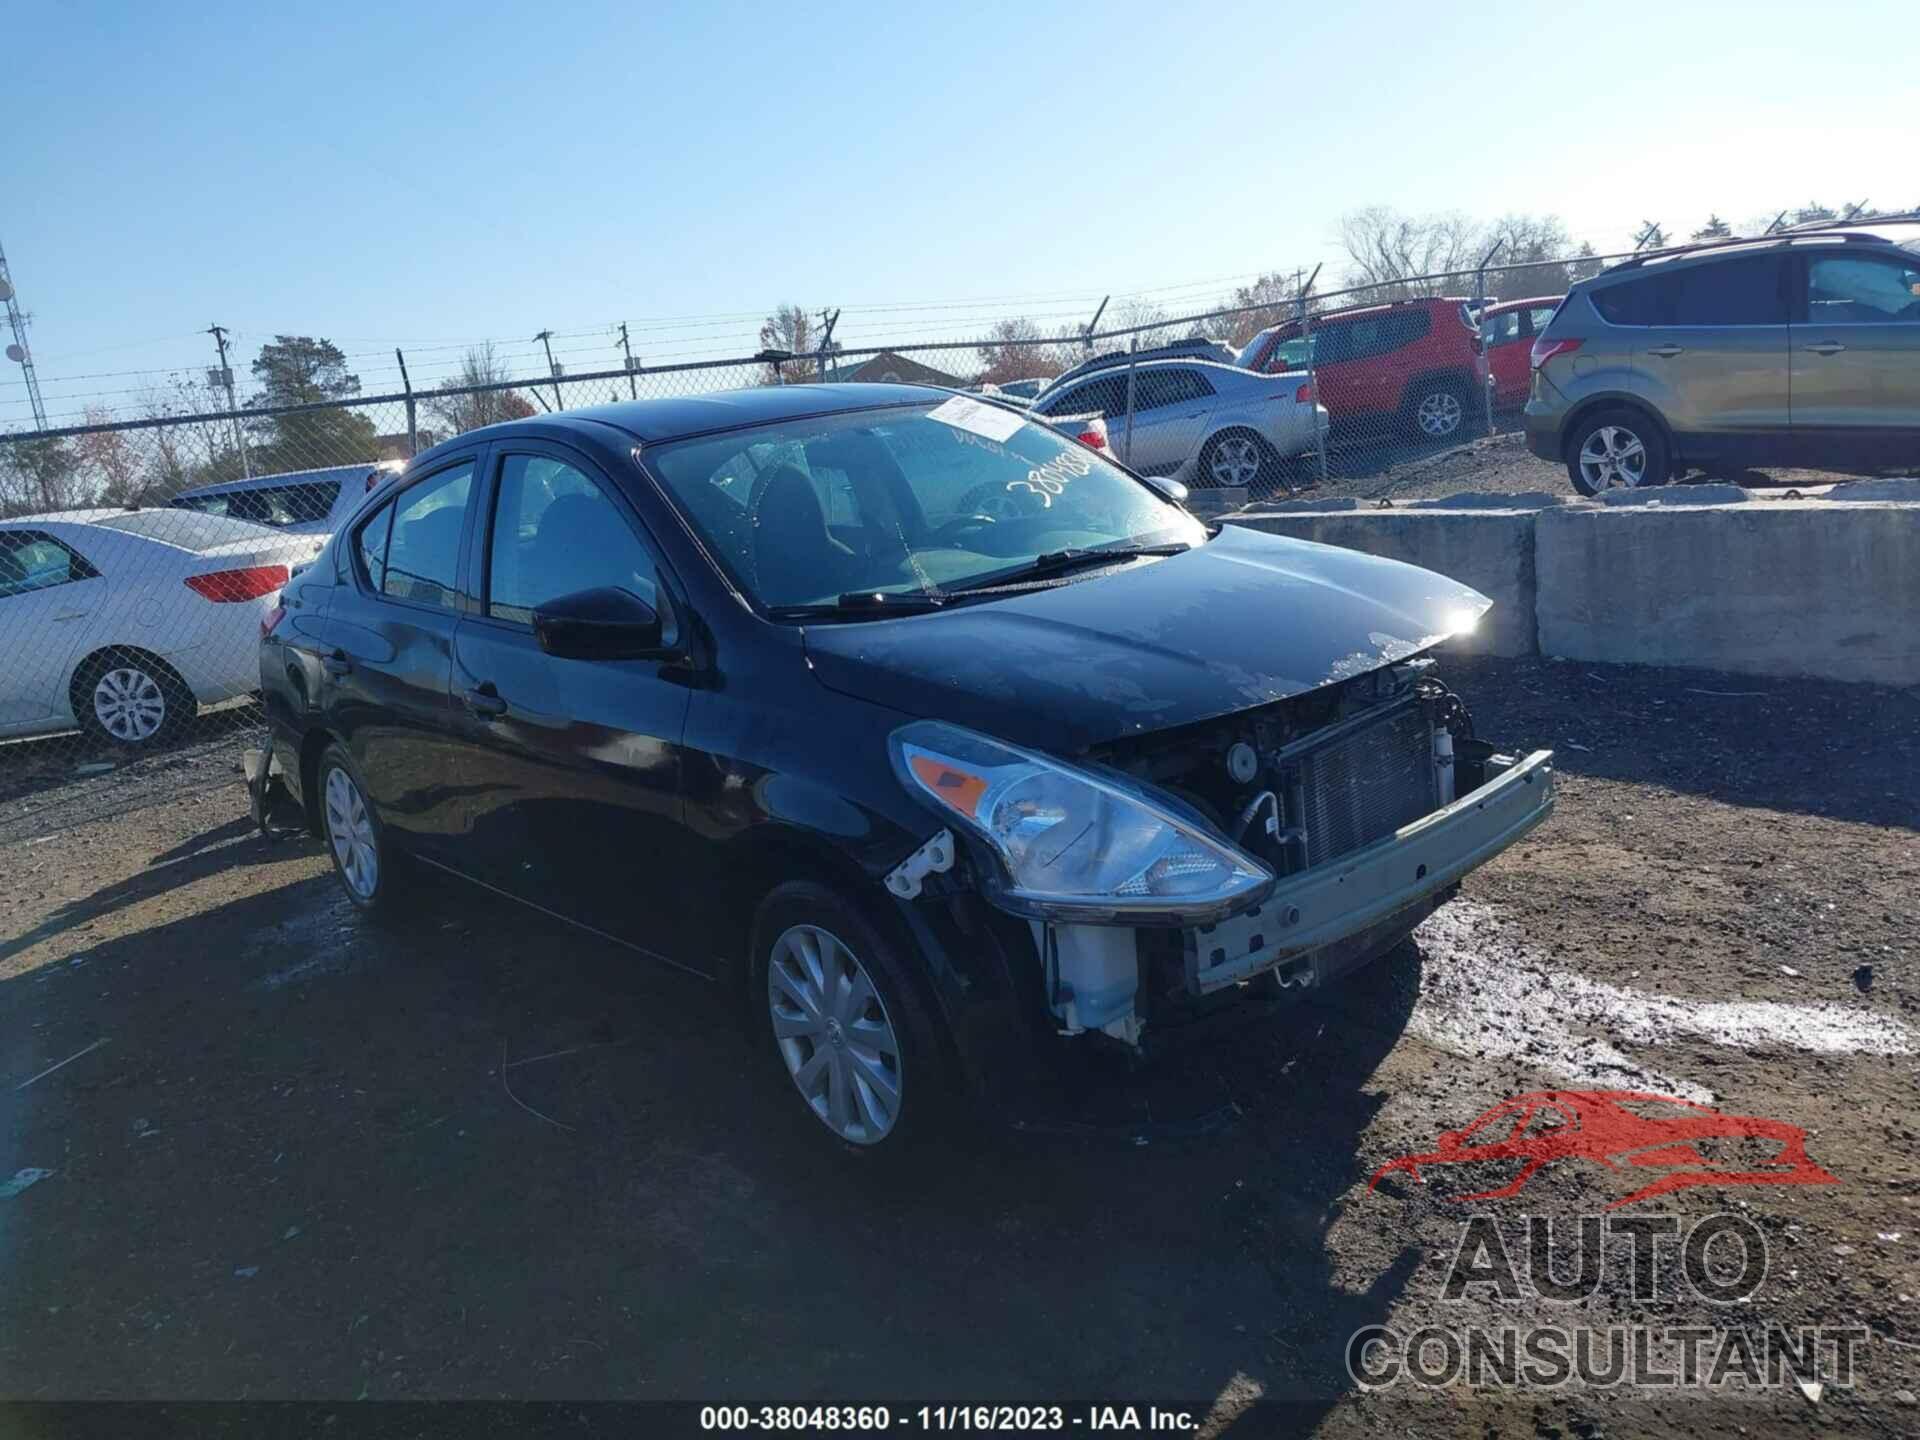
617,322,639,399
534,330,563,411
0,235,48,429
206,323,251,476
815,307,840,381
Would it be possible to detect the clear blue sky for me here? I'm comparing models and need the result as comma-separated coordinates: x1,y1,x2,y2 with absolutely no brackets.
3,0,1908,427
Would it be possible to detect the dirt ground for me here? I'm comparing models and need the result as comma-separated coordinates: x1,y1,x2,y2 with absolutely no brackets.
2,656,1918,1435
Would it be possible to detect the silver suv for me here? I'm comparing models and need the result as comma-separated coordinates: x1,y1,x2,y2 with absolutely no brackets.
1524,222,1920,494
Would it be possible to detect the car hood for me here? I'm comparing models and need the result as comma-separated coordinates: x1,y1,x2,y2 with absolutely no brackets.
802,524,1492,752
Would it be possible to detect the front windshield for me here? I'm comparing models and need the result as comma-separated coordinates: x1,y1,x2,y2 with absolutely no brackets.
644,398,1206,611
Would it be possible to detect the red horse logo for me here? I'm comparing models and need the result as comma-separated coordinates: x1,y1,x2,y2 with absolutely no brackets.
1370,1090,1839,1209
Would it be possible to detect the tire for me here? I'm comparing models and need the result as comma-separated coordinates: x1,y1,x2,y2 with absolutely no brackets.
71,648,194,749
316,742,404,914
1405,381,1471,442
750,881,952,1155
1197,429,1279,491
1565,407,1671,496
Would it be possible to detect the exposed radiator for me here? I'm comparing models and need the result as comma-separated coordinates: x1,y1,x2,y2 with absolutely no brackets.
1288,698,1440,869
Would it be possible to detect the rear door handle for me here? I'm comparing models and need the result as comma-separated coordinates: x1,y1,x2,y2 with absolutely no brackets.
322,651,352,678
1803,341,1847,356
464,685,507,719
1644,344,1685,358
52,610,89,622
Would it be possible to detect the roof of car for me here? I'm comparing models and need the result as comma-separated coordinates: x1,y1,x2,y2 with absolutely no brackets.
0,507,135,528
1481,294,1565,313
175,463,387,498
1593,221,1920,281
407,383,957,467
1251,293,1472,339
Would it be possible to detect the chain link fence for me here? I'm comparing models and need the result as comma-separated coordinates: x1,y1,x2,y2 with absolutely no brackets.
0,248,1639,819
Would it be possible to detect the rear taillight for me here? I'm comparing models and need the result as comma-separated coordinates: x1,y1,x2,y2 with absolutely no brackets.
260,602,286,639
1294,382,1313,403
1076,428,1107,450
185,564,289,602
1531,337,1582,370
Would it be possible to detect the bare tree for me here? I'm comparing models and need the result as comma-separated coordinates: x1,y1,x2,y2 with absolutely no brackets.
428,345,538,436
1206,272,1302,348
1338,207,1482,298
76,405,143,506
758,304,817,382
975,318,1063,385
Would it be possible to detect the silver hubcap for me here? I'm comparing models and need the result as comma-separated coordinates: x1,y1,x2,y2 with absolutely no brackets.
1578,425,1647,490
767,924,903,1145
323,766,379,900
1417,391,1464,436
1208,435,1262,487
92,666,166,741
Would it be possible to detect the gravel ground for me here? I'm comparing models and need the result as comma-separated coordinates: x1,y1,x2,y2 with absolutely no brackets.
1,656,1917,1434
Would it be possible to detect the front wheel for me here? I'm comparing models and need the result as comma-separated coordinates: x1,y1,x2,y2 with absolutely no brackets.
1566,408,1671,495
752,882,949,1155
1407,382,1471,441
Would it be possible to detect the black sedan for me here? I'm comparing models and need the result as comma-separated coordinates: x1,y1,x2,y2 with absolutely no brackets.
257,384,1553,1151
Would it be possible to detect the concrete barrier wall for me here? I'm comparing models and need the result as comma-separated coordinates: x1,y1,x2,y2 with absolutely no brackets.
1534,499,1920,685
1228,482,1920,686
1229,503,1540,657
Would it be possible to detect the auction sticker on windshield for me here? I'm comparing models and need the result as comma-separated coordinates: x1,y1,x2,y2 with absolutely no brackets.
924,393,1028,443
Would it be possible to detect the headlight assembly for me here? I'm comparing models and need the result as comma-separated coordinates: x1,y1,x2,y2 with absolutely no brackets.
890,720,1271,925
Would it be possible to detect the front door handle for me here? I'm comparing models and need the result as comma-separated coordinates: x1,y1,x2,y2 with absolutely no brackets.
52,610,89,622
464,685,508,719
1644,344,1685,358
322,650,352,678
1803,341,1847,356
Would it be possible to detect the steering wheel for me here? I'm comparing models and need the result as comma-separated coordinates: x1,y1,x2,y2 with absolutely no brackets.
928,512,999,543
954,482,1045,523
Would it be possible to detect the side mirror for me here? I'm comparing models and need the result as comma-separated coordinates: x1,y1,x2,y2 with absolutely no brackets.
531,586,669,661
1145,475,1190,505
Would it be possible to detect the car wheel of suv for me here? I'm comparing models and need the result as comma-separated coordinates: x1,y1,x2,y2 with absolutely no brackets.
752,882,949,1154
318,743,402,913
71,648,193,749
1199,429,1277,490
1407,383,1469,441
1567,408,1670,495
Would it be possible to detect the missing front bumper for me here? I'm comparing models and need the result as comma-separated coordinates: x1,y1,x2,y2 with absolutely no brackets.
1186,748,1555,994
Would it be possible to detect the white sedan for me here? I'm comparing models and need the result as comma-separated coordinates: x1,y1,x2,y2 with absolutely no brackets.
0,509,321,748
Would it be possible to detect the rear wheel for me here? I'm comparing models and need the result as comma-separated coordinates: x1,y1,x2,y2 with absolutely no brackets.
317,743,405,914
71,648,193,749
1406,381,1471,441
1198,429,1278,491
1567,407,1671,495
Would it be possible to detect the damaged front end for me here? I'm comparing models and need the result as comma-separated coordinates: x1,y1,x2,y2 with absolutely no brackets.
888,660,1553,1055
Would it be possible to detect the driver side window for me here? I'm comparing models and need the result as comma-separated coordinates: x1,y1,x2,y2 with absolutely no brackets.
485,453,663,629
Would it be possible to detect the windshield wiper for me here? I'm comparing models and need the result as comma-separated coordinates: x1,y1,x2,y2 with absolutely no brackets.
765,590,948,621
944,540,1196,594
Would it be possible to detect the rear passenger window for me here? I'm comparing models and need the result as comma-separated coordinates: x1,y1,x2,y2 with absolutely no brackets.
1483,311,1523,344
1133,368,1214,410
382,462,474,609
1594,257,1787,326
1663,256,1787,325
